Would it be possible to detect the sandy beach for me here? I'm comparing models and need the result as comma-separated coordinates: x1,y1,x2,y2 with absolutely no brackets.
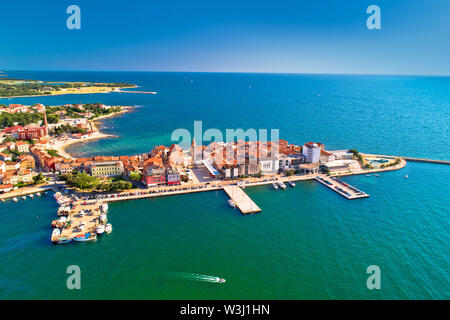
49,106,134,159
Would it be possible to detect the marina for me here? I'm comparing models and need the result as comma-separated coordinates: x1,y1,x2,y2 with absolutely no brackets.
315,175,369,200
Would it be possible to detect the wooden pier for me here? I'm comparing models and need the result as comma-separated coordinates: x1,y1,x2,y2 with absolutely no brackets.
315,175,369,200
223,186,261,214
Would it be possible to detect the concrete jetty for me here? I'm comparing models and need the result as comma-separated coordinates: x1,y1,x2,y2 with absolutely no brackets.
315,175,369,200
403,157,450,165
223,186,261,214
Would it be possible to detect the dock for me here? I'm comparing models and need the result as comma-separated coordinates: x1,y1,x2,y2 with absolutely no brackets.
223,186,261,214
315,175,369,200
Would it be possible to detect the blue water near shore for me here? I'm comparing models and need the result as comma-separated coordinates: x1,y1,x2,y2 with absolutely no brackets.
0,71,449,299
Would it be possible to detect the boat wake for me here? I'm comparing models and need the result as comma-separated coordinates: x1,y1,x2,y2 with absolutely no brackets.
169,272,226,283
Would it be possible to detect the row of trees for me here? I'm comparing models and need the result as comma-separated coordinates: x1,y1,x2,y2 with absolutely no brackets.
60,173,133,191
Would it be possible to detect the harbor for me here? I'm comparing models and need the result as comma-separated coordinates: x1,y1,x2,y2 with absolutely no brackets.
50,192,111,244
315,175,369,200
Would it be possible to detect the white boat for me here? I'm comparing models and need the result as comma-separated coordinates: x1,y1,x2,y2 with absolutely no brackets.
96,224,105,234
100,203,108,213
289,181,296,187
277,181,286,190
29,194,34,199
51,228,61,243
13,197,18,202
405,175,408,178
1,199,5,202
100,214,107,223
228,199,236,208
272,183,279,190
105,223,112,234
36,193,41,196
22,196,26,200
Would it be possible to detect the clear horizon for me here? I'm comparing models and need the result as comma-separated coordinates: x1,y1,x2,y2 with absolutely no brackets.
1,0,449,76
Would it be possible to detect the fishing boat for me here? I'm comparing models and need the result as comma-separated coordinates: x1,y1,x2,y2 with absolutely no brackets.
272,183,279,190
289,181,296,187
228,199,236,208
13,197,18,202
57,237,72,244
105,223,112,234
73,232,97,242
96,224,105,234
277,181,286,190
51,228,61,243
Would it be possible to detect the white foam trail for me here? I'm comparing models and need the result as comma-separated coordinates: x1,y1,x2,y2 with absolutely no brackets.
170,272,221,283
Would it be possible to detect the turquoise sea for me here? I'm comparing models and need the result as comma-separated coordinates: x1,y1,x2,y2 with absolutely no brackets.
0,71,449,299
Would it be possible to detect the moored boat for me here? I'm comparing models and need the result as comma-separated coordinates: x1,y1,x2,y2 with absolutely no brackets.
13,197,18,202
272,183,279,190
51,228,61,243
289,181,296,187
58,237,72,244
29,194,34,199
96,224,105,234
100,214,107,223
105,223,112,234
22,196,26,200
73,232,97,242
228,199,236,208
277,181,286,190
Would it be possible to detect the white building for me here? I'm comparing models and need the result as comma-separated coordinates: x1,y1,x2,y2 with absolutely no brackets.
259,156,279,175
302,142,321,163
330,150,354,160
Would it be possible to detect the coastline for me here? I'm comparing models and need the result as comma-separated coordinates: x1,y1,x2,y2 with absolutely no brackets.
50,106,134,159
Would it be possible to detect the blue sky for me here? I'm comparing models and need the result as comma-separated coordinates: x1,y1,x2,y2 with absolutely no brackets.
0,0,449,75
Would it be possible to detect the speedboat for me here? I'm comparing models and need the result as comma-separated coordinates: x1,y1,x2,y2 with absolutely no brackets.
228,199,236,208
218,278,226,283
289,181,296,187
272,183,279,190
405,175,408,178
277,181,286,190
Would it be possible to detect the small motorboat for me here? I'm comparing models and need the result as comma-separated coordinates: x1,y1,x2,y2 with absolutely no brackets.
58,237,72,244
218,278,226,283
105,223,112,234
289,181,296,187
51,228,61,243
100,214,107,223
277,181,286,190
36,193,41,196
228,199,236,208
13,197,18,202
29,194,34,199
374,174,380,177
1,199,5,202
22,196,26,200
96,224,105,234
405,175,409,178
365,174,371,177
272,183,279,190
